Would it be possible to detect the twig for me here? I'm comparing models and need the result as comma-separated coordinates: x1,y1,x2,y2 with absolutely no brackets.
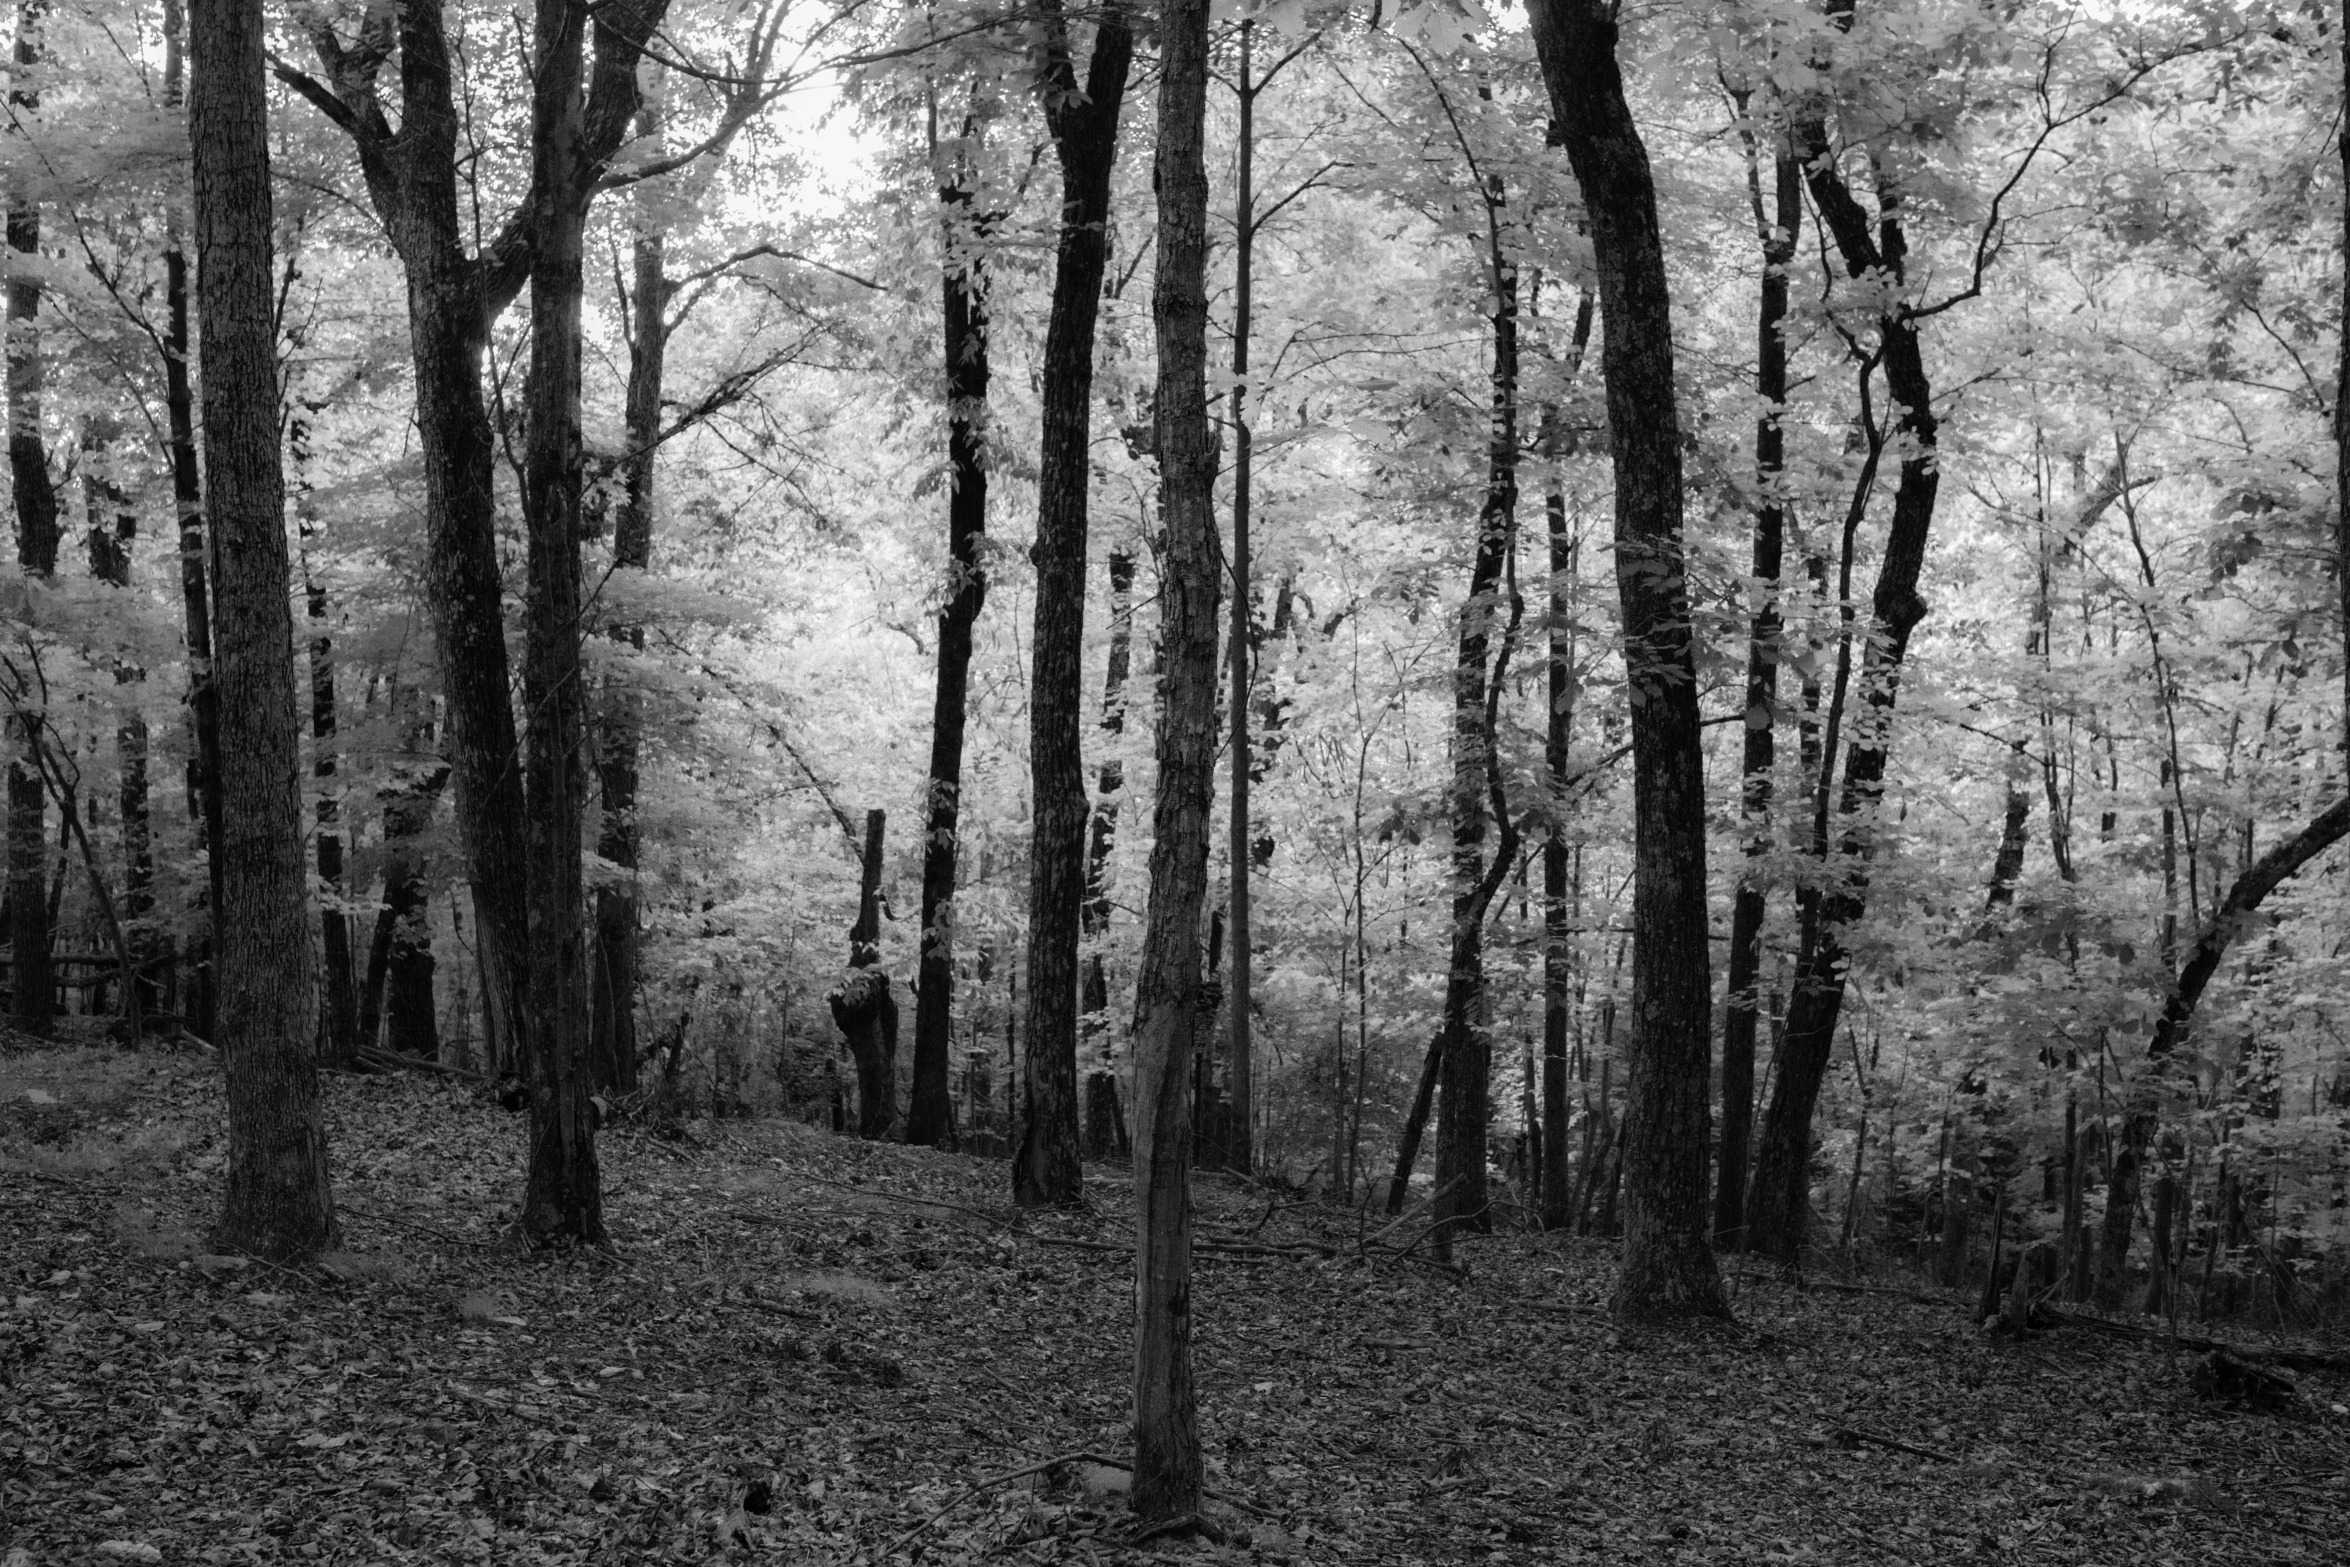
1831,1425,1956,1463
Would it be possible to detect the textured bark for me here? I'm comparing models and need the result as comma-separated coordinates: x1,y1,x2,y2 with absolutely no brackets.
1745,39,1945,1263
191,0,336,1259
516,0,604,1248
291,411,358,1067
830,809,898,1137
1015,0,1132,1208
1080,549,1136,1118
6,1,54,1034
1529,0,1725,1322
1716,146,1800,1251
1131,0,1211,1521
907,113,997,1149
1539,287,1590,1233
593,92,666,1099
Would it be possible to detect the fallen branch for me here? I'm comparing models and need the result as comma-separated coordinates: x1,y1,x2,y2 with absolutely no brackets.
2038,1304,2350,1374
890,1450,1131,1551
1831,1425,1956,1463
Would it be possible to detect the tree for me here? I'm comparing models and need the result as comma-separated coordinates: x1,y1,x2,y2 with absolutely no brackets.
191,0,337,1260
906,94,998,1149
7,0,56,1035
1015,0,1134,1207
1130,0,1212,1522
1527,0,1726,1323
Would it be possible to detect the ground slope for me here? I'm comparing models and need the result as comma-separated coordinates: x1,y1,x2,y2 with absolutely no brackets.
3,1039,2345,1564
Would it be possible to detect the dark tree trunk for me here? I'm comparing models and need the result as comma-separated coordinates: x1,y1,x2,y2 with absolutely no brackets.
1131,0,1210,1520
907,108,998,1148
1433,213,1523,1257
161,0,220,1041
1225,18,1260,1179
190,0,337,1259
593,92,667,1099
1745,57,1945,1264
1384,1028,1442,1215
360,693,445,1054
1716,144,1800,1251
515,0,608,1248
1015,0,1132,1208
830,810,898,1137
7,2,55,1034
1081,549,1136,1129
291,412,359,1068
1529,0,1726,1322
283,0,671,1081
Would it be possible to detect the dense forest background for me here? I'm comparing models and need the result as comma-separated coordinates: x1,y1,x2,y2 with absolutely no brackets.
3,0,2348,1343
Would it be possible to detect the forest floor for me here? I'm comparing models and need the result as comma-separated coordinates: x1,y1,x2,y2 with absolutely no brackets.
3,1035,2347,1566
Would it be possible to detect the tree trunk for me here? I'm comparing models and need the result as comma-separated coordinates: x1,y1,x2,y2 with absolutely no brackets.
515,0,605,1248
1131,0,1210,1520
1716,143,1800,1251
1433,207,1523,1257
7,2,56,1035
291,409,359,1068
190,0,337,1259
1225,17,1260,1179
1385,1027,1443,1215
161,0,220,1042
1015,0,1133,1208
592,89,667,1100
907,105,998,1148
830,810,898,1137
1744,68,1946,1262
1081,549,1137,1130
1529,0,1727,1323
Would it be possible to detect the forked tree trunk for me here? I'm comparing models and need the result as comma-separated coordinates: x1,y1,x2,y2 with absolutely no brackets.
1715,140,1800,1250
908,113,995,1148
1015,0,1133,1208
830,810,898,1137
191,0,337,1259
1131,0,1211,1521
1529,0,1726,1322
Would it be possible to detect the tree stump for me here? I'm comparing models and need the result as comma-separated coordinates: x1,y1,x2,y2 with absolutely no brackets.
829,968,898,1138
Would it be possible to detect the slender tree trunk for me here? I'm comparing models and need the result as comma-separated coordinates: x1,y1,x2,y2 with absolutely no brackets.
6,1,56,1034
1225,17,1259,1178
291,411,358,1067
1081,548,1137,1122
2099,795,2350,1301
1539,287,1589,1231
190,0,336,1258
1716,144,1800,1250
1016,0,1133,1208
1433,218,1522,1256
1529,0,1726,1322
593,89,667,1099
908,111,996,1148
1131,0,1210,1521
161,0,220,1041
830,810,898,1137
1745,66,1945,1264
516,0,602,1247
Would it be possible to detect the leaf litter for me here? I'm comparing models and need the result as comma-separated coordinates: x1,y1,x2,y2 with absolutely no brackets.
2,1045,2345,1563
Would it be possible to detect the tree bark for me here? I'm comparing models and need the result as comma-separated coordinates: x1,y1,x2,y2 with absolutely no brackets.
291,410,358,1067
1529,0,1726,1322
1015,0,1133,1208
907,102,999,1148
1716,143,1800,1251
191,0,337,1259
1131,0,1211,1521
516,0,607,1248
7,0,56,1034
830,809,898,1137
